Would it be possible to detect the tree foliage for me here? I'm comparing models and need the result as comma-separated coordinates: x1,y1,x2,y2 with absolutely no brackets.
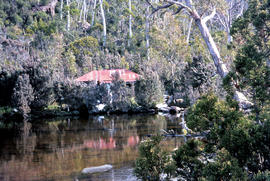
135,72,164,108
134,135,174,181
229,0,270,117
135,93,270,180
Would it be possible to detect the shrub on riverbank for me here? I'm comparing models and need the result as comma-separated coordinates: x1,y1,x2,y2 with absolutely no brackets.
134,93,270,180
134,136,176,181
135,72,164,109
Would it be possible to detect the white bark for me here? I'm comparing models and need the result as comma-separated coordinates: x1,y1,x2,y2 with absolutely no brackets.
146,6,150,49
83,0,86,23
146,5,150,60
77,0,81,9
164,0,251,108
186,18,193,43
128,0,133,46
227,27,233,43
60,0,63,20
79,0,87,22
79,0,83,22
85,0,90,22
196,19,229,78
99,0,107,46
215,0,246,43
67,0,70,31
91,0,97,26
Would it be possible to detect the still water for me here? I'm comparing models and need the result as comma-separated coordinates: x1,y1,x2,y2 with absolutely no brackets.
0,114,185,181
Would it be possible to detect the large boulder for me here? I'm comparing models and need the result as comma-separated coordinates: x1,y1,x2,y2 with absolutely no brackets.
82,164,113,174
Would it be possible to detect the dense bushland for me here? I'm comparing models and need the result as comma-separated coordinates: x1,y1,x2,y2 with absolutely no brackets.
0,0,222,117
134,0,270,180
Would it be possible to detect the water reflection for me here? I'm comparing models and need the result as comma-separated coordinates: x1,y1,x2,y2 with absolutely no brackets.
0,114,184,181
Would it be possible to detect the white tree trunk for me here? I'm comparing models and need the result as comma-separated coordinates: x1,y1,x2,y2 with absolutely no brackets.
60,0,63,20
197,19,252,108
128,0,133,46
77,0,81,9
91,0,97,26
186,18,193,43
165,0,252,108
79,0,83,22
146,6,150,49
79,0,86,22
85,0,90,22
67,0,70,31
227,27,233,43
99,0,107,46
83,0,86,23
195,19,229,78
146,6,150,60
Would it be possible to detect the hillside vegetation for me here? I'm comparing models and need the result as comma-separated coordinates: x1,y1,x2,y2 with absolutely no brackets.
0,0,269,119
0,0,270,179
0,0,222,117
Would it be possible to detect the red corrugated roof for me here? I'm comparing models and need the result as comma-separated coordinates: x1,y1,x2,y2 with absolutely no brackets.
75,69,140,83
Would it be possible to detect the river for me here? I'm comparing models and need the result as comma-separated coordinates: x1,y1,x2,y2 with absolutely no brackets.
0,114,185,181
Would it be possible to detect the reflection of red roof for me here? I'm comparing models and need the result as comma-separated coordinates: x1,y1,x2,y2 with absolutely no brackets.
127,136,139,147
84,138,116,150
75,69,140,83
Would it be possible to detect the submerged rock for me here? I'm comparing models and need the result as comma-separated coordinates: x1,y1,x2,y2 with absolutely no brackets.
81,164,113,174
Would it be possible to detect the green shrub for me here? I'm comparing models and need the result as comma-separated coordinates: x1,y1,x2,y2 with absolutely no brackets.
135,73,164,108
173,139,203,180
134,135,174,181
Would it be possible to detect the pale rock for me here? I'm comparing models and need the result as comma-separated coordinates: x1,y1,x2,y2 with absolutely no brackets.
82,164,113,174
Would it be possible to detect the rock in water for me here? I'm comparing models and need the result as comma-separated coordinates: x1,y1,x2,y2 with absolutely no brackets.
169,106,183,114
81,164,113,174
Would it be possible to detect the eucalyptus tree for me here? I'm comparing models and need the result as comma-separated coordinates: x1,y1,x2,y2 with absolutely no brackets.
60,0,64,19
215,0,247,43
67,0,70,31
146,0,252,108
79,0,86,22
128,0,133,46
99,0,107,46
145,4,150,58
90,0,97,26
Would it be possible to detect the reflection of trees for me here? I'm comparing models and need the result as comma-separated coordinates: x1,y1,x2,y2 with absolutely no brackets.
0,121,38,181
20,121,36,155
134,114,173,137
0,114,183,181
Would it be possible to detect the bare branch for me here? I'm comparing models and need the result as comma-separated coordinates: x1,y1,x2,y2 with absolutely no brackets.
165,0,193,14
172,6,184,15
145,0,173,16
186,18,193,43
145,0,155,10
216,13,227,29
163,0,202,20
236,2,244,19
152,3,174,15
202,7,216,23
230,0,242,11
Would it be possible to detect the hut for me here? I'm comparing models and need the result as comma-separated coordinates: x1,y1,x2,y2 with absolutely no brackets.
75,69,140,84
